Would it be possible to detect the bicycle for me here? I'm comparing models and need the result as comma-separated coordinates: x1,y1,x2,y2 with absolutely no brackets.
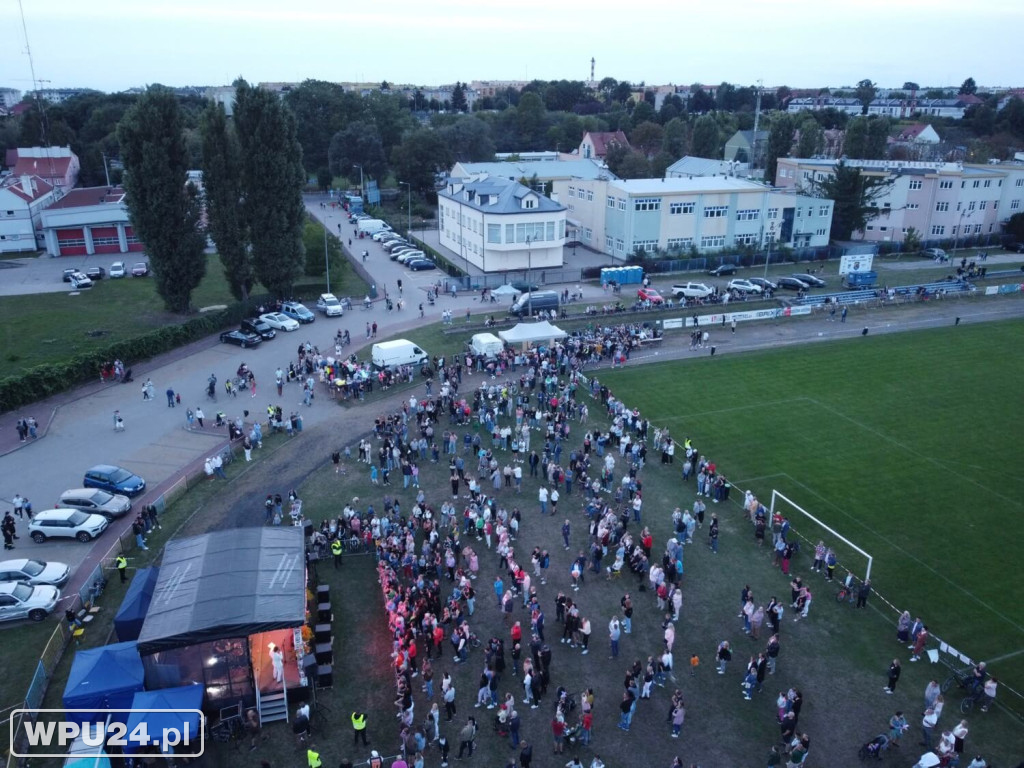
835,574,857,604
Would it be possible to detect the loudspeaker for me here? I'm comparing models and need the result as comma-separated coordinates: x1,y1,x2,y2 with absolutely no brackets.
315,642,333,665
303,519,314,538
317,602,332,623
302,654,318,672
316,584,330,601
316,664,333,688
315,623,332,643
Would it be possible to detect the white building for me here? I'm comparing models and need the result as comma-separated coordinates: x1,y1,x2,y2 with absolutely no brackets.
437,175,567,273
40,186,144,257
0,175,56,254
566,176,833,259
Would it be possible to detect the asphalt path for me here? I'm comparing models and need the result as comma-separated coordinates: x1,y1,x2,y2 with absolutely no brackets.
1,204,1022,604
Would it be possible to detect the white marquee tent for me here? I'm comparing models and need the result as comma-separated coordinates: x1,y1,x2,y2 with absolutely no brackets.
498,320,567,348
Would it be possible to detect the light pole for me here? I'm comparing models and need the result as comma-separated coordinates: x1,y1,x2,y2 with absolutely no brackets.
352,165,364,199
323,223,331,294
764,222,777,282
399,181,412,239
952,209,973,258
525,236,532,315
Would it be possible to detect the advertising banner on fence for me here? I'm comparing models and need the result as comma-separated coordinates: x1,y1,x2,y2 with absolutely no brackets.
663,305,812,330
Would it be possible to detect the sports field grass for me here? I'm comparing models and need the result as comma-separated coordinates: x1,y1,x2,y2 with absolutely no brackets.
599,318,1024,689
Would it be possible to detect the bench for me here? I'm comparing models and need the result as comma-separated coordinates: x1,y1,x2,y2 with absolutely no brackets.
636,336,665,345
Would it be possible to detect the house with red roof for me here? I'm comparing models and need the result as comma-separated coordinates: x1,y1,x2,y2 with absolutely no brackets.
0,175,56,254
578,131,630,161
894,123,940,144
5,146,80,192
39,186,144,257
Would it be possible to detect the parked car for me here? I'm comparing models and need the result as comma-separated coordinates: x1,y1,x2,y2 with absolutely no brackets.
390,247,418,260
0,582,60,622
922,248,947,261
82,464,146,497
0,559,70,587
776,276,810,291
84,266,106,280
396,251,425,263
240,317,276,340
637,287,665,304
220,329,262,348
57,488,131,520
791,273,826,288
727,279,762,294
385,240,411,252
62,268,77,282
259,312,300,332
749,277,777,291
1003,241,1024,253
708,264,738,277
511,281,540,293
131,262,149,277
371,230,396,242
28,509,109,543
405,259,437,271
671,282,714,299
109,261,127,278
280,301,315,324
316,293,345,316
69,273,93,289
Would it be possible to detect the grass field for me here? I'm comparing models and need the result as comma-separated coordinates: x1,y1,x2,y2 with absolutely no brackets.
600,319,1024,689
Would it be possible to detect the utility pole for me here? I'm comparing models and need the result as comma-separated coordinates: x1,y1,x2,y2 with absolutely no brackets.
752,79,763,169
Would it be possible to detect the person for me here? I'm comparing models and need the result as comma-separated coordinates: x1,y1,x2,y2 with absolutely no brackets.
980,676,997,711
920,707,937,749
889,710,908,746
856,579,871,608
195,406,205,429
306,745,322,768
910,624,929,662
113,410,124,432
166,387,176,407
884,659,901,694
268,643,284,683
351,711,369,746
116,554,128,582
245,708,263,751
457,717,477,759
332,538,343,569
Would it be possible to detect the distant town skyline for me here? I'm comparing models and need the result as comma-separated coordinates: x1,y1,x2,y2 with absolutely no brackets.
2,0,1022,94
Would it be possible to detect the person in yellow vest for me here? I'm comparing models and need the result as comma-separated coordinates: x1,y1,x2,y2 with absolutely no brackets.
331,538,343,569
116,554,128,583
306,744,322,768
351,711,368,746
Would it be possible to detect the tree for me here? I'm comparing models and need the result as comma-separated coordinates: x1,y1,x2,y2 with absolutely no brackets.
662,117,689,158
365,92,414,157
690,115,720,159
515,92,548,149
689,86,715,114
805,160,893,240
117,87,206,312
796,117,824,158
301,217,342,277
659,94,684,124
999,97,1024,141
438,115,496,161
1004,212,1024,242
234,80,307,298
843,116,868,158
902,81,920,92
284,80,363,175
630,121,664,158
763,114,794,182
450,82,468,113
855,79,876,115
411,89,425,111
380,80,390,91
615,150,651,180
902,226,922,253
200,102,253,302
390,128,453,194
865,117,891,159
959,77,977,95
328,121,387,181
650,151,675,178
631,101,656,125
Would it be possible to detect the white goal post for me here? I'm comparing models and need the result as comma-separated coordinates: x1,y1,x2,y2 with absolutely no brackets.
769,490,874,582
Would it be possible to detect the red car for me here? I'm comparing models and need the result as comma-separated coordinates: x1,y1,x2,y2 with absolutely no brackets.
131,262,149,277
637,287,665,304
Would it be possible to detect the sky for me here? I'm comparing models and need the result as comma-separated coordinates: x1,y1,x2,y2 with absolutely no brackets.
2,0,1023,94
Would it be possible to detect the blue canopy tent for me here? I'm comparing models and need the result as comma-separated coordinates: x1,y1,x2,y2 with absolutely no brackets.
62,642,145,726
123,686,204,754
114,567,159,642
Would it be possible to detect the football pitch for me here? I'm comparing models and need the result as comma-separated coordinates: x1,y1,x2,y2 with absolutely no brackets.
599,318,1024,690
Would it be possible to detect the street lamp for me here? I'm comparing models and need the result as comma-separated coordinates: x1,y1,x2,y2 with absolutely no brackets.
399,181,412,240
323,223,331,294
764,222,777,282
525,236,532,315
952,209,973,257
352,165,364,198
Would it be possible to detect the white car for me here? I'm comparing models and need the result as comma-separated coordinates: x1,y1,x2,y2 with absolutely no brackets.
0,582,60,623
0,559,70,587
397,251,425,263
671,282,714,299
371,230,395,242
727,279,762,294
69,272,93,289
315,293,344,316
259,312,300,332
28,509,108,543
109,261,127,278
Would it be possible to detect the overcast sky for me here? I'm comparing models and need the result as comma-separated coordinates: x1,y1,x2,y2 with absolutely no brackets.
2,0,1022,94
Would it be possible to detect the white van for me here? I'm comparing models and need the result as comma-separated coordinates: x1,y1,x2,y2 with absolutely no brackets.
470,333,504,359
371,339,428,370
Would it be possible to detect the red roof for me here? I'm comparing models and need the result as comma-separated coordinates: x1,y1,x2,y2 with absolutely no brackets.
896,123,929,141
583,131,630,158
0,174,53,203
958,94,984,105
47,185,126,210
12,154,72,181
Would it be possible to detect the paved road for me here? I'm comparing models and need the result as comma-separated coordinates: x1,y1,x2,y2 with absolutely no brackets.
2,201,1023,606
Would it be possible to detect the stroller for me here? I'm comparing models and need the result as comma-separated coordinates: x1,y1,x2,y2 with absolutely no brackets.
858,734,889,761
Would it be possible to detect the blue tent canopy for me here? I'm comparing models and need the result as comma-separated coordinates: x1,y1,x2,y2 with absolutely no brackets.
63,642,145,725
114,567,159,642
123,686,204,754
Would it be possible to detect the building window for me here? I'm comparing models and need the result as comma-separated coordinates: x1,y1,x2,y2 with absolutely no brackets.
967,201,976,211
818,206,829,217
866,225,874,231
930,225,945,236
669,201,695,215
983,179,991,187
617,199,626,211
767,208,779,220
607,196,616,209
633,240,657,252
1011,199,1021,210
906,203,919,210
735,233,757,245
546,221,555,241
935,201,949,212
523,198,535,209
972,180,980,188
665,237,693,250
700,235,726,248
973,224,982,234
908,179,923,190
939,180,953,189
816,228,827,236
979,200,987,210
736,209,759,221
577,188,585,199
605,235,613,251
703,205,728,219
802,171,811,180
568,185,576,197
584,228,592,241
487,224,501,243
634,197,661,211
1017,178,1024,187
586,190,594,202
615,238,625,253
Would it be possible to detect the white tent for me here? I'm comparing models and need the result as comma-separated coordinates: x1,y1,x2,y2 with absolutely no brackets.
491,284,520,297
499,321,567,348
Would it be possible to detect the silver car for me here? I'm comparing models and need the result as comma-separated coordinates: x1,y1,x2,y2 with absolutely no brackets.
58,488,132,520
0,558,70,587
0,582,60,622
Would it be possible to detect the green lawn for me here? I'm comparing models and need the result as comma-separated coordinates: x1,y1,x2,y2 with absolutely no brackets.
599,319,1024,688
0,254,367,375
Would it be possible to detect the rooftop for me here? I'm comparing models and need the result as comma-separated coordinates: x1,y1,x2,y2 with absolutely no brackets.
439,175,565,214
48,185,127,210
452,158,615,182
610,176,768,195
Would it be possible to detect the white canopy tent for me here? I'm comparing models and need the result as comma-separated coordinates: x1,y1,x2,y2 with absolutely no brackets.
499,320,567,349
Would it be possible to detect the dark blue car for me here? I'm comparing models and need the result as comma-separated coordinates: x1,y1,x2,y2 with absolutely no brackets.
83,464,147,497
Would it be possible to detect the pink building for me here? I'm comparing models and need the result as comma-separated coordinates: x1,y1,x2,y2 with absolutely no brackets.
775,158,1024,244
